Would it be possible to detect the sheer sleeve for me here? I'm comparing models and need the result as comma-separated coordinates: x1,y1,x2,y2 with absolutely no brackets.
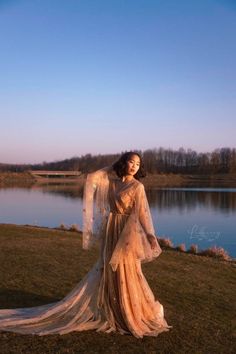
135,183,155,236
109,182,162,272
82,166,111,250
134,183,162,260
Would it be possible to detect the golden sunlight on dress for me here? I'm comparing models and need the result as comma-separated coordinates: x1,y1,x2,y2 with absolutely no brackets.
0,167,172,338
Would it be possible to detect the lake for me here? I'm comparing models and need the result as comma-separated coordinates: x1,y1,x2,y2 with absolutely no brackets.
0,184,235,258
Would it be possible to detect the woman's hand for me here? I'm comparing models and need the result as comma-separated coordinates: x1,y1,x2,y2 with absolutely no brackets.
147,233,157,250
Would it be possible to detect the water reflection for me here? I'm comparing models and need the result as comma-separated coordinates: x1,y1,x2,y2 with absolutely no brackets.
5,184,236,211
32,184,84,199
147,188,236,213
0,187,83,229
0,185,235,257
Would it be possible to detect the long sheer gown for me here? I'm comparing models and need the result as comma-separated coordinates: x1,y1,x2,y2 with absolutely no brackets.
0,167,172,338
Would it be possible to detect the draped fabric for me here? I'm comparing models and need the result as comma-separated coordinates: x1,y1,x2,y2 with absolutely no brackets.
0,166,172,338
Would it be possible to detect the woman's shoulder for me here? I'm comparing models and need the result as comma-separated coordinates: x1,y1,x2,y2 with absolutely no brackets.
133,179,145,192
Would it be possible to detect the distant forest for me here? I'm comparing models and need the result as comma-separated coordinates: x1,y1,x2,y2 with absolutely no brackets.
1,147,236,174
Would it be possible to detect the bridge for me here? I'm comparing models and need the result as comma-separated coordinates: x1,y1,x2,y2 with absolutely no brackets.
29,170,82,179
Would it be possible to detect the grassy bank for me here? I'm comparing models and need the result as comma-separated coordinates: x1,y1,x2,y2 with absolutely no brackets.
0,172,35,187
1,171,236,188
0,223,235,354
144,172,236,188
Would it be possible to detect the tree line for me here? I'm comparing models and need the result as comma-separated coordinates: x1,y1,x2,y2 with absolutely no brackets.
1,147,236,174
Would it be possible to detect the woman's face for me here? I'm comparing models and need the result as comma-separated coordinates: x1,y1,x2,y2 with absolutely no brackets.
125,154,141,176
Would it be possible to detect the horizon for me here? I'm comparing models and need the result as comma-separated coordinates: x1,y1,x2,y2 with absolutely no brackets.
0,145,235,165
0,0,235,164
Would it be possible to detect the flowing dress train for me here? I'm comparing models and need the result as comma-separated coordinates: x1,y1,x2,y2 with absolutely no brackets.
0,171,172,338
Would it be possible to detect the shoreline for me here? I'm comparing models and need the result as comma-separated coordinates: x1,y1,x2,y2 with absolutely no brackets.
1,223,235,263
1,171,236,188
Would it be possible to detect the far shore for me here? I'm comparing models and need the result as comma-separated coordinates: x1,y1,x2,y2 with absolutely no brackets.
1,171,236,188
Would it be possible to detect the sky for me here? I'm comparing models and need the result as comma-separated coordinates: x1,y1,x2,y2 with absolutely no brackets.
0,0,235,164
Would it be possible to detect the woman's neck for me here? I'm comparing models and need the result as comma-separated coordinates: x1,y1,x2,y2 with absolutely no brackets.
121,175,134,183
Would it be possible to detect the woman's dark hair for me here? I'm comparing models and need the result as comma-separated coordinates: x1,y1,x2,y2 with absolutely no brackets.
112,151,146,180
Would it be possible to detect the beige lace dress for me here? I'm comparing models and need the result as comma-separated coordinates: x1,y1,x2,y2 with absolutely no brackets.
0,168,172,338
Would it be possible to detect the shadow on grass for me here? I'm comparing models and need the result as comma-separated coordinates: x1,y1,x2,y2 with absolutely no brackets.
0,289,59,309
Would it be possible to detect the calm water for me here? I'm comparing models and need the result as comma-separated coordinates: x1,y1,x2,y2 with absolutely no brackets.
0,184,235,258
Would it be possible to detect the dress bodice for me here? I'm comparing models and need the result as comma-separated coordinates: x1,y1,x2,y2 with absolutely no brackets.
108,174,140,215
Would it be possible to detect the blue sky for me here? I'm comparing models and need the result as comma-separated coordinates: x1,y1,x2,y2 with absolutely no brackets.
0,0,235,164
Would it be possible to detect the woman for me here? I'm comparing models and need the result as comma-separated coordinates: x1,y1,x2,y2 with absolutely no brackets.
0,152,172,338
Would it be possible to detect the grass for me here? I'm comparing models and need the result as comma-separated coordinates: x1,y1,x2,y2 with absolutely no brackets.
157,237,232,261
0,223,235,354
0,172,35,187
144,172,236,188
1,171,236,189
